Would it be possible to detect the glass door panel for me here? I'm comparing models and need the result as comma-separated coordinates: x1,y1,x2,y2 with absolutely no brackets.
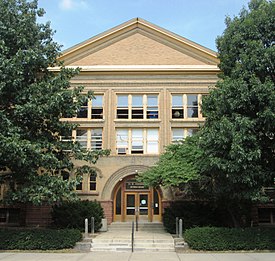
126,194,136,215
139,194,148,215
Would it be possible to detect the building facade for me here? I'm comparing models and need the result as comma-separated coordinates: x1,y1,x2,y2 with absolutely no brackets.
1,18,274,227
51,18,219,224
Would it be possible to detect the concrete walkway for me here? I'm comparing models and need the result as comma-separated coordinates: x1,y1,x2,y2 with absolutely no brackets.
0,252,275,261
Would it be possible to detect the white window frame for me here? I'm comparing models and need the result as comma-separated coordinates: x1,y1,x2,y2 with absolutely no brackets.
116,128,159,155
116,94,159,120
74,128,103,150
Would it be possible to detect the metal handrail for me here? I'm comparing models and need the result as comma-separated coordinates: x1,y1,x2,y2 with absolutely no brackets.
131,221,134,252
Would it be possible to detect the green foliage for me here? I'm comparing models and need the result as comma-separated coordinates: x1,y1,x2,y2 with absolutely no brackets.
139,136,201,187
0,0,109,205
51,200,104,232
163,202,224,233
199,0,275,223
184,227,275,251
0,228,82,250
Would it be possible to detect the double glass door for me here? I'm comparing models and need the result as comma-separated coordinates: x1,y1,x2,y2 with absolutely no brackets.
126,193,149,221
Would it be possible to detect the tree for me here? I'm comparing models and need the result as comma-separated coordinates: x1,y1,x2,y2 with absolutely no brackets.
199,0,275,225
0,0,108,205
140,136,201,188
139,0,274,227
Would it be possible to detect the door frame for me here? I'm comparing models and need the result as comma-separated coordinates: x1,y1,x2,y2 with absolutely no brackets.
113,175,162,222
124,192,151,222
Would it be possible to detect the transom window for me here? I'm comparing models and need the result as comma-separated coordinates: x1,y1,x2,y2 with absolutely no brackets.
116,94,159,119
172,128,199,143
116,128,159,155
75,128,102,150
172,94,199,119
77,95,103,119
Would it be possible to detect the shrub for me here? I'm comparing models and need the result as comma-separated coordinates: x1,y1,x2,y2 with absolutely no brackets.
0,228,82,250
184,227,275,251
51,200,104,232
163,201,224,233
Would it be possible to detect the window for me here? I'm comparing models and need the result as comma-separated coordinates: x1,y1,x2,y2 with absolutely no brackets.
172,128,198,143
147,95,158,119
131,129,143,154
171,94,200,119
172,95,184,119
76,129,88,148
91,129,102,150
117,95,128,119
116,128,159,155
147,129,158,153
91,95,103,119
187,95,198,118
77,100,88,118
75,128,102,150
89,174,97,191
258,208,275,224
116,129,128,154
0,208,20,224
116,94,158,119
76,95,104,119
76,174,83,191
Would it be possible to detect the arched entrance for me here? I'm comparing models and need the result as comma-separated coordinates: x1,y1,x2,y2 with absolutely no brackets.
113,175,162,222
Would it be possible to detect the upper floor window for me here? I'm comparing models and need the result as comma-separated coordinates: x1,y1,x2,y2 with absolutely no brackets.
77,95,103,119
172,128,198,143
187,95,198,118
116,94,159,120
116,128,159,155
75,128,102,150
171,94,199,119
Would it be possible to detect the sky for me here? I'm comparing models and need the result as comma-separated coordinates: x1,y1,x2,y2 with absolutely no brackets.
38,0,251,52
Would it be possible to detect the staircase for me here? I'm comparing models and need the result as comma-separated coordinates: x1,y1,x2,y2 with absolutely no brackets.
91,222,175,252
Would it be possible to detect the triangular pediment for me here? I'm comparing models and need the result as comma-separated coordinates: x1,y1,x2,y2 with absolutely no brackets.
60,18,218,67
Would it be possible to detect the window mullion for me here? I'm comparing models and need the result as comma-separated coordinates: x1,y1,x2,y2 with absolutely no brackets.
129,95,132,119
143,94,146,120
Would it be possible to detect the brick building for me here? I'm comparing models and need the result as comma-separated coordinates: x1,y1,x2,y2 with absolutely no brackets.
52,18,219,224
1,18,273,226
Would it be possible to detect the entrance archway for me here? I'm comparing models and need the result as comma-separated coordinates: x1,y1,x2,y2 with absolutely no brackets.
113,175,162,222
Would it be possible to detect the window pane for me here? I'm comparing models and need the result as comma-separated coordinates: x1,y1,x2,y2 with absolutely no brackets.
77,100,88,118
187,107,198,118
117,129,128,147
172,109,184,118
132,109,143,119
93,95,103,107
76,130,87,148
187,95,198,106
147,95,158,119
187,95,198,118
90,174,96,191
76,175,82,190
147,96,158,106
132,95,143,107
172,95,183,106
172,129,184,141
132,129,143,153
118,95,128,107
115,187,122,215
187,128,198,137
147,129,158,153
91,129,102,150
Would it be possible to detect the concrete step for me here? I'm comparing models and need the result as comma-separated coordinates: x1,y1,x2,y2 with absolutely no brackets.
90,222,175,252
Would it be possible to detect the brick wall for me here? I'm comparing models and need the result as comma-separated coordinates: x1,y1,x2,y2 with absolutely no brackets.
25,205,52,227
100,200,113,224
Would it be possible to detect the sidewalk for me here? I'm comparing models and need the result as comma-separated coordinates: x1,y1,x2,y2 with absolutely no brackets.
0,252,275,261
